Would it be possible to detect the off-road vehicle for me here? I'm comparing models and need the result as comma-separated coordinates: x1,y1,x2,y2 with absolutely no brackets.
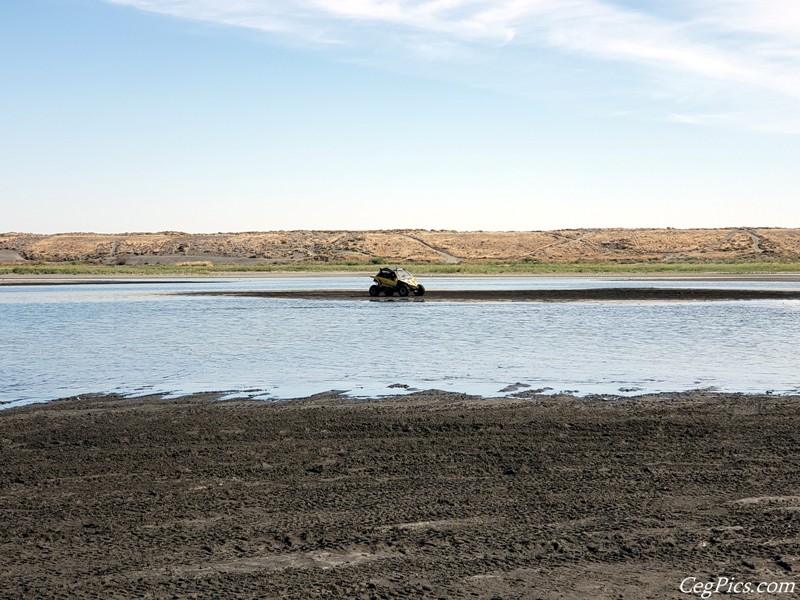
369,267,425,297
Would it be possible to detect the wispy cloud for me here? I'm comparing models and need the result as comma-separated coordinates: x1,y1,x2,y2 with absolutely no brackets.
105,0,800,133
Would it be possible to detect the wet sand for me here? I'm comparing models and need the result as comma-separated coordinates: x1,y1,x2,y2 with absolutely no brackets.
185,287,800,302
2,391,799,599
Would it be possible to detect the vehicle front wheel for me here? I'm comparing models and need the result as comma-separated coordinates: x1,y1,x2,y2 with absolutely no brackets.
369,285,380,297
413,284,425,296
397,283,409,297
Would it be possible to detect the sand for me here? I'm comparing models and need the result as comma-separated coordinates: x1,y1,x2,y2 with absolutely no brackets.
2,391,799,599
184,287,800,302
5,228,800,264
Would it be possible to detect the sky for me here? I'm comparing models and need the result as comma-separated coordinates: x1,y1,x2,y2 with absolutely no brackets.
2,0,800,233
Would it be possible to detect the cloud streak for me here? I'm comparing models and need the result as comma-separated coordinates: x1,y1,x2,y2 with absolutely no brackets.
105,0,800,132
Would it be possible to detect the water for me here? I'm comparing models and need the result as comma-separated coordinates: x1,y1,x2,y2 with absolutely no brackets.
2,277,800,408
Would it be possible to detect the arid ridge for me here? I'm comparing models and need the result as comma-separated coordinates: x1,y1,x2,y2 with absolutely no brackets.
3,227,800,265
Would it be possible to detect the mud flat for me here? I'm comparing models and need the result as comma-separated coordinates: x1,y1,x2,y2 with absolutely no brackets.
2,391,800,599
185,287,800,302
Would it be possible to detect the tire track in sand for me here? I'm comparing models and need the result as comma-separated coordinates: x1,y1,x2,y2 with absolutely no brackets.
399,234,462,264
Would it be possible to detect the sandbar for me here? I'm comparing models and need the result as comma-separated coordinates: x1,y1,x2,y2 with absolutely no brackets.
184,287,800,302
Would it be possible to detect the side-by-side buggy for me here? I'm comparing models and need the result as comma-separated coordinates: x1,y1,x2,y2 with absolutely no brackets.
369,267,425,297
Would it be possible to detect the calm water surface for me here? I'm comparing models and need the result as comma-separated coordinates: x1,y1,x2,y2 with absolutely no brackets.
2,277,799,408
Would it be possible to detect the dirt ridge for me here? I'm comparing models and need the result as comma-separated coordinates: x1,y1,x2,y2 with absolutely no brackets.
3,228,800,265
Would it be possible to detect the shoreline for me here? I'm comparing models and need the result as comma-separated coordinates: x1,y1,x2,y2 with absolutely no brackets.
4,387,799,410
3,386,798,412
2,390,798,599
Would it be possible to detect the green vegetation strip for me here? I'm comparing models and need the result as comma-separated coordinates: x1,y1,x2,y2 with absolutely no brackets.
3,261,800,276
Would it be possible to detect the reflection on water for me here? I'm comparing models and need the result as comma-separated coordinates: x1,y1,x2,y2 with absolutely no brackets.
2,277,800,408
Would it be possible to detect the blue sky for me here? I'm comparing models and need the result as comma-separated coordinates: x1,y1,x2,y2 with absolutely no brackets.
2,0,799,232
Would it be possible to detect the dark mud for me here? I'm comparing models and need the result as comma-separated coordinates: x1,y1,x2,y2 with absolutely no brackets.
182,288,800,302
2,391,799,599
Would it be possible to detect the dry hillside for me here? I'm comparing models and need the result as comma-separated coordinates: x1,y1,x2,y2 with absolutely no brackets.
2,228,799,265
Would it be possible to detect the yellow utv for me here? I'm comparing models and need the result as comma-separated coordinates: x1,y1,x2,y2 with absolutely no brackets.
369,267,425,297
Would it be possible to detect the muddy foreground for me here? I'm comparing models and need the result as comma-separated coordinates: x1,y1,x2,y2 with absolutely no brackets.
2,391,799,599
